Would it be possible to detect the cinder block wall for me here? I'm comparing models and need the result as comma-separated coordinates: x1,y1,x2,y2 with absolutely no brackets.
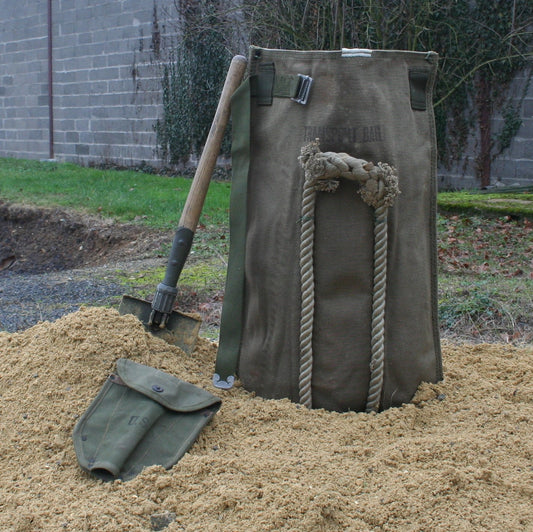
0,2,531,187
0,0,176,167
0,0,51,160
491,70,533,187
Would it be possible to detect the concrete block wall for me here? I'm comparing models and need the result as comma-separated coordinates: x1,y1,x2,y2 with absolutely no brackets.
0,0,50,160
491,70,533,186
0,1,532,186
0,0,178,167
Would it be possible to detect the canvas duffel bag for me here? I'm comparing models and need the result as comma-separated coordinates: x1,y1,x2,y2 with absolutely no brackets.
214,46,442,412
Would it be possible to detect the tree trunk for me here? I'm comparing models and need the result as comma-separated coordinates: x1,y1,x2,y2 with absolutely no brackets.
475,73,493,188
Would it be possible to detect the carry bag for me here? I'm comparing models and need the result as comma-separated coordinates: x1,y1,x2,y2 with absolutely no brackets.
215,47,442,412
73,359,221,481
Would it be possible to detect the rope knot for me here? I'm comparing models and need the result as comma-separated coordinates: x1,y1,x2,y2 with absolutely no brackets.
299,139,400,208
299,139,340,192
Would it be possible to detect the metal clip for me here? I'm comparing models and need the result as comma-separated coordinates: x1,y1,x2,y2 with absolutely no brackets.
212,373,235,390
291,74,313,105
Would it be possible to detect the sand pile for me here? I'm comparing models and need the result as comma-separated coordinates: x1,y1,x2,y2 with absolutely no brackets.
0,307,531,531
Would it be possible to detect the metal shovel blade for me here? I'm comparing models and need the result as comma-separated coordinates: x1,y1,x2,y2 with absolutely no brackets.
118,295,201,354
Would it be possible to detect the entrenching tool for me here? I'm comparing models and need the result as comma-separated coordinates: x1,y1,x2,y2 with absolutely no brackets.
119,55,247,354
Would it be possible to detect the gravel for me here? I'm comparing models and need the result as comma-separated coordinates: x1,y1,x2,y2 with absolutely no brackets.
0,268,125,332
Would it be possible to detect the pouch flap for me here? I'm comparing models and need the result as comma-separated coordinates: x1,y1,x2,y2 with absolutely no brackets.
116,358,220,412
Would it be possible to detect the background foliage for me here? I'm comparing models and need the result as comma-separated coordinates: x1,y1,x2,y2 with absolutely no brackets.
157,0,532,186
155,0,232,165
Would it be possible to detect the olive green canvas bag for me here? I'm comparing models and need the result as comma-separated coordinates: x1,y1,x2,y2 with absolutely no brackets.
214,47,442,412
73,359,221,481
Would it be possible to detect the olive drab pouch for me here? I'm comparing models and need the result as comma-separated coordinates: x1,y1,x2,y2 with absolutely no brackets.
214,46,442,412
73,359,221,481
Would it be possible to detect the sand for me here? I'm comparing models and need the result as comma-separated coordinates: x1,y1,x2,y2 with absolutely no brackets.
0,307,531,531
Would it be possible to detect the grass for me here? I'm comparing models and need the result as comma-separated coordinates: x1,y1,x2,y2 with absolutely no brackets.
0,157,231,230
118,258,227,299
1,157,532,343
438,277,532,343
438,189,533,218
436,213,532,276
2,158,532,225
436,212,532,343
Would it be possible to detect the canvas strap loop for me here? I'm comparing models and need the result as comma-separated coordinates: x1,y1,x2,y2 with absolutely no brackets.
409,69,430,111
298,139,400,410
250,65,312,105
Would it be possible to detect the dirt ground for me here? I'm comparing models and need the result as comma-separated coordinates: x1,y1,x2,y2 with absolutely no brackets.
0,203,220,334
0,202,166,274
0,306,531,531
0,202,532,530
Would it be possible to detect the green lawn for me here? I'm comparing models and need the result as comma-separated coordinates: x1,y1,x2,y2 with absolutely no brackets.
0,157,231,230
438,189,533,218
2,157,532,225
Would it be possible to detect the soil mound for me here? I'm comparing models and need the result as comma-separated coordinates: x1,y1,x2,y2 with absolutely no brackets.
0,202,170,333
0,307,531,531
0,202,164,274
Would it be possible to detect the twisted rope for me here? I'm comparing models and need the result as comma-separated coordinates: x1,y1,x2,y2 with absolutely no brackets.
365,205,388,412
298,139,400,411
298,175,317,408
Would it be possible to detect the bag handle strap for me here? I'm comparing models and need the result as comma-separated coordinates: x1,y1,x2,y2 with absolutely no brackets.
298,140,400,411
213,78,252,389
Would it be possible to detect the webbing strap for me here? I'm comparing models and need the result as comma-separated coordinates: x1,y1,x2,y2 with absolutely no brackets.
408,69,430,111
213,78,251,389
250,66,303,105
274,74,302,98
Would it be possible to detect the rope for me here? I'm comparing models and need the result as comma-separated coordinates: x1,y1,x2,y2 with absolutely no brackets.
365,205,388,412
298,173,317,408
298,139,400,411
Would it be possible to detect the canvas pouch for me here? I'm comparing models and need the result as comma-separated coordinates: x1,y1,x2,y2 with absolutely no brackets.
73,359,220,481
215,46,442,412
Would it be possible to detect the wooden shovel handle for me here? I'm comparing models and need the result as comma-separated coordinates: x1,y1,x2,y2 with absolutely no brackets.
179,55,247,230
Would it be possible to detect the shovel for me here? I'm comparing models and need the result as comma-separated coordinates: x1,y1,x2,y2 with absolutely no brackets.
119,55,247,354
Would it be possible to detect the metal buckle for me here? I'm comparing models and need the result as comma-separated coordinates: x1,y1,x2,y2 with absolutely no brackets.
291,74,313,105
